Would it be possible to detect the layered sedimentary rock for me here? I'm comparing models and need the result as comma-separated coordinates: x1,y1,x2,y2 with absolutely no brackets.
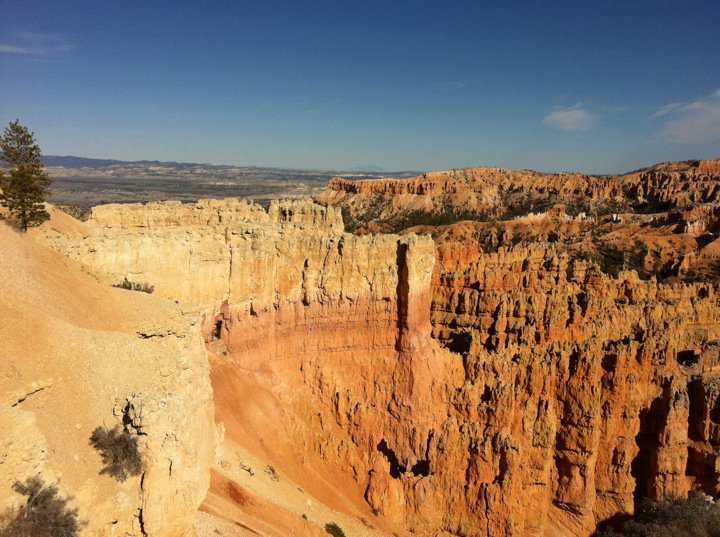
40,199,455,529
41,199,344,308
429,241,720,534
320,158,720,209
41,198,720,536
0,212,215,537
316,159,720,233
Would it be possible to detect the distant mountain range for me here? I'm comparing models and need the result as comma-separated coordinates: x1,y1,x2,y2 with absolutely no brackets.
42,155,169,168
42,155,405,175
349,165,387,173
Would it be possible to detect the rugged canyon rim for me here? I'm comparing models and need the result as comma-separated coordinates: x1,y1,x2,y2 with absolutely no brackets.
2,159,720,536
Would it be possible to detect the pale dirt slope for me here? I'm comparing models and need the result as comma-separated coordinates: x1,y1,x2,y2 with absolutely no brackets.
0,207,215,537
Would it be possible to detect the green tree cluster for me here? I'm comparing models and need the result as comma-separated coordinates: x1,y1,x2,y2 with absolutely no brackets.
0,120,52,231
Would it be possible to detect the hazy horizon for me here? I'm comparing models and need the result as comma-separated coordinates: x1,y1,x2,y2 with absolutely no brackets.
2,1,719,174
40,153,718,178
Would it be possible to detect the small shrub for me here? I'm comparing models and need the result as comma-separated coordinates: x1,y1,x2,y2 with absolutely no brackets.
594,242,625,278
89,426,143,482
685,259,720,283
627,240,650,280
324,522,346,537
632,193,673,214
265,465,279,482
340,206,357,233
500,192,553,220
57,205,92,221
594,198,631,216
365,196,385,221
112,278,154,294
384,207,492,232
566,196,590,217
0,477,83,537
593,491,720,536
510,231,524,246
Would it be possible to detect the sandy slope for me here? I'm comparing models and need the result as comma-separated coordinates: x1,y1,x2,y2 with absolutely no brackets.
1,208,215,536
194,353,398,537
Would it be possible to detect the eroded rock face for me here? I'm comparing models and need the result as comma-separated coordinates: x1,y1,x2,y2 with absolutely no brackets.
316,159,720,234
41,198,344,308
0,220,215,537
42,198,720,536
429,241,720,534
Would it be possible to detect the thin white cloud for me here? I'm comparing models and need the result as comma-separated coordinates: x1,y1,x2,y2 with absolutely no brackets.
653,89,720,144
650,102,684,119
0,32,72,56
0,45,31,54
543,103,596,132
17,31,62,40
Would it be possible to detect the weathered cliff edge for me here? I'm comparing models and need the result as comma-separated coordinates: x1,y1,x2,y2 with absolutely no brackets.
41,199,720,536
0,210,215,537
316,159,720,233
320,158,720,206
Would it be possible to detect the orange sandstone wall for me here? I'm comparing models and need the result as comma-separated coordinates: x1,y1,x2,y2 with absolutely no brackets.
41,198,720,536
429,242,720,534
316,159,720,225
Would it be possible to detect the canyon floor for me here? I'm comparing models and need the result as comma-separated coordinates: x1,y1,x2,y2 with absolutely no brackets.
2,159,720,537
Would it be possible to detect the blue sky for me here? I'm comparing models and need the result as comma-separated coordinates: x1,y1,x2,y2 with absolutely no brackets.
1,1,719,173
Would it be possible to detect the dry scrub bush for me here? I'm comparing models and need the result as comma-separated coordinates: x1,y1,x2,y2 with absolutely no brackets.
89,425,143,482
0,477,83,537
594,491,720,537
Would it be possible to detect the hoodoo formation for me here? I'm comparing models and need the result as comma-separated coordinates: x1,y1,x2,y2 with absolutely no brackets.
1,159,714,536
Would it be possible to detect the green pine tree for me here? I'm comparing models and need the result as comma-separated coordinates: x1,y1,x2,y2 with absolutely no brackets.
0,120,52,231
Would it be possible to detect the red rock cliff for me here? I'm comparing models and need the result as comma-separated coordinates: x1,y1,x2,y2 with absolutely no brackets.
41,198,720,536
316,159,720,233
